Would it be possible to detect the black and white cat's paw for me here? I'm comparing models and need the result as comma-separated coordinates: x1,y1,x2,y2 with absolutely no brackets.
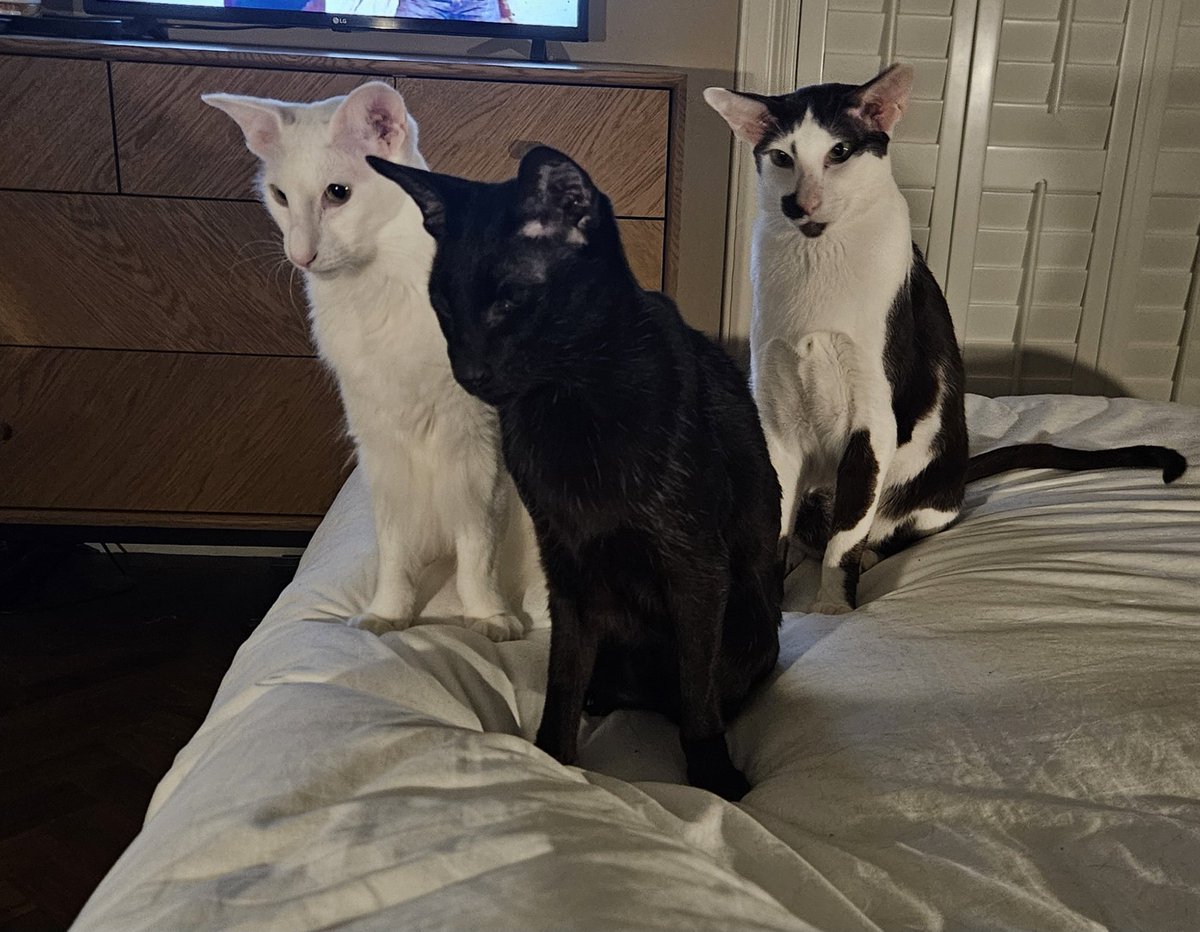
347,612,415,635
461,612,525,642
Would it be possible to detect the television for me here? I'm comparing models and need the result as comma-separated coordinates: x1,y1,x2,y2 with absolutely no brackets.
81,0,589,44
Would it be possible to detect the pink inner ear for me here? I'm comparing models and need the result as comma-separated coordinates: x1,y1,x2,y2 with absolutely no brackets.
366,103,402,148
334,87,407,158
855,98,901,133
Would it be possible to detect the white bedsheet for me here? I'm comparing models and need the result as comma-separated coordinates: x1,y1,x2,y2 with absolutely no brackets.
72,395,1200,932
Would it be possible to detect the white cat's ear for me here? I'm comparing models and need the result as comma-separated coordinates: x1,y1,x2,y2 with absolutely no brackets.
703,87,775,146
367,157,461,238
516,146,597,247
331,82,409,158
851,63,914,134
202,93,286,159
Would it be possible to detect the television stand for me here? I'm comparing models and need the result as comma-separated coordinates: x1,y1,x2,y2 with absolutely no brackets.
0,13,165,40
529,38,547,62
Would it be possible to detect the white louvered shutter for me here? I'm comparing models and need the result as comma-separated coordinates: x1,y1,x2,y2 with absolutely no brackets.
944,0,1151,396
796,0,979,286
1097,0,1200,402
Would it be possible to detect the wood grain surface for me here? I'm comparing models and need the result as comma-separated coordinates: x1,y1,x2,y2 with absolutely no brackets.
397,77,669,217
617,219,665,291
0,57,117,193
112,63,373,199
0,192,313,354
0,348,352,516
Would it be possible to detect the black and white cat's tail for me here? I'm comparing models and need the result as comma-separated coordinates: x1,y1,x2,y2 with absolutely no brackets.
967,443,1187,485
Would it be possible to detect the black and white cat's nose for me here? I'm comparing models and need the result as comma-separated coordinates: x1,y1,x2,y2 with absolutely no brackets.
781,192,821,220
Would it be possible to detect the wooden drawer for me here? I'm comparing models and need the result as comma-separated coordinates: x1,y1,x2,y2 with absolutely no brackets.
111,63,374,199
394,77,670,217
0,348,351,518
618,220,665,291
0,192,311,355
0,57,117,193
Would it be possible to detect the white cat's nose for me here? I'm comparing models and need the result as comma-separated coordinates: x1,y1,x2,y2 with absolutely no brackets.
291,250,318,269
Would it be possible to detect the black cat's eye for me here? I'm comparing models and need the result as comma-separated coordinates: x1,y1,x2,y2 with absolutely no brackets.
767,149,794,169
325,183,351,205
828,142,851,163
269,185,288,207
488,290,525,326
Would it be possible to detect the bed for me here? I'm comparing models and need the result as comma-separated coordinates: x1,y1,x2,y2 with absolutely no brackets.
72,394,1200,932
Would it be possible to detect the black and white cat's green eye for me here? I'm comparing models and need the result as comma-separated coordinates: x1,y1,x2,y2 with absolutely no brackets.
828,142,850,163
269,185,288,207
325,183,351,204
767,149,794,169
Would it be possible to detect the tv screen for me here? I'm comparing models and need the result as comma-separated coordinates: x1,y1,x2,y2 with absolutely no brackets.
83,0,588,41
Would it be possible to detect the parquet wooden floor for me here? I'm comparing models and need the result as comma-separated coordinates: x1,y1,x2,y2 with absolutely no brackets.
0,544,294,931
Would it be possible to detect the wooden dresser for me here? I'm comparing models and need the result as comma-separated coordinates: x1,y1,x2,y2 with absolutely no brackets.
0,37,685,539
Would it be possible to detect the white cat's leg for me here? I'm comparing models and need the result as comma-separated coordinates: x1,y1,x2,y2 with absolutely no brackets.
812,349,896,615
443,423,524,642
349,449,423,634
454,526,524,642
766,429,803,566
755,338,812,567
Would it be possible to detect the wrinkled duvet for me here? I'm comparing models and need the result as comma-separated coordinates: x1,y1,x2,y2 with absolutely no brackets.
73,395,1200,931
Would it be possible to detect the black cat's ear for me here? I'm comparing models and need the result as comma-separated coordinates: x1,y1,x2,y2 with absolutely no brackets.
367,156,458,238
516,146,597,246
703,88,776,146
851,63,914,135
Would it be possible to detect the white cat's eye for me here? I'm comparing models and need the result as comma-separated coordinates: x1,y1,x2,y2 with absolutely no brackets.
828,142,850,163
767,149,794,169
325,183,351,205
268,185,288,207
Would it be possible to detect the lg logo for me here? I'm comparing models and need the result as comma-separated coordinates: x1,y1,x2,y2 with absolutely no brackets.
332,15,348,23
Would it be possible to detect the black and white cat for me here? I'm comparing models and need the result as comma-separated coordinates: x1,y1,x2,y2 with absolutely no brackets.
706,64,1187,615
368,146,782,801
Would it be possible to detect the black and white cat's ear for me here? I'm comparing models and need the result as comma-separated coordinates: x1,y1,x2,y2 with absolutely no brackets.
516,146,597,246
366,157,461,238
331,81,411,158
851,63,914,135
703,87,775,146
202,93,287,160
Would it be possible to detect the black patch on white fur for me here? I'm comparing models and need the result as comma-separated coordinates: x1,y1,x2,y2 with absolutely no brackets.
876,247,969,531
838,547,864,608
751,83,891,170
831,429,878,534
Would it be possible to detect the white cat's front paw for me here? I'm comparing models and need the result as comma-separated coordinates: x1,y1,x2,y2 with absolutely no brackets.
347,612,413,635
809,597,854,616
462,613,525,642
860,549,881,572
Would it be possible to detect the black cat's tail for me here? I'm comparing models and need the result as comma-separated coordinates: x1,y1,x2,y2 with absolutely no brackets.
967,443,1187,485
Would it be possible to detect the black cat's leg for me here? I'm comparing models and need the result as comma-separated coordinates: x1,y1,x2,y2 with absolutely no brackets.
718,550,782,720
816,422,896,614
666,561,749,801
535,590,598,765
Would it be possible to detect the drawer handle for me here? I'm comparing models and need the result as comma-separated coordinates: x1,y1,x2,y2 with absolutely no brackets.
0,421,11,443
508,139,543,160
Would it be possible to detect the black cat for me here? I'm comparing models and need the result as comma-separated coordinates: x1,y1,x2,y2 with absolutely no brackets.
369,147,782,800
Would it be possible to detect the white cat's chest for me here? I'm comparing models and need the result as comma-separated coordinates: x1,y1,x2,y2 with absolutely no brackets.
304,235,475,447
751,209,911,359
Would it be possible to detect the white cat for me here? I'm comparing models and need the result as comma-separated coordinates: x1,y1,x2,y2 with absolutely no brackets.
205,82,531,640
